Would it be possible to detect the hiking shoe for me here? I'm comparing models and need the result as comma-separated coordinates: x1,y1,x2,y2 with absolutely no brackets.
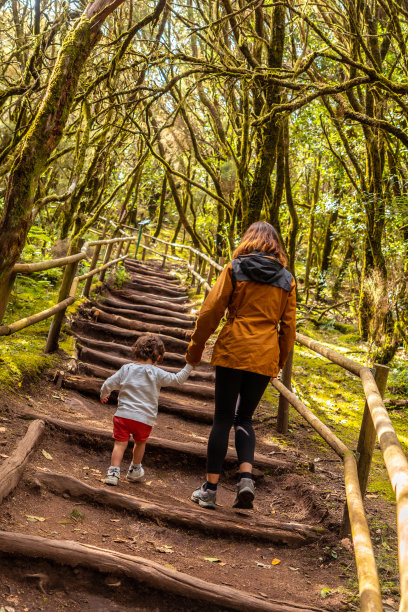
191,484,216,510
126,464,145,482
105,466,120,486
233,477,255,509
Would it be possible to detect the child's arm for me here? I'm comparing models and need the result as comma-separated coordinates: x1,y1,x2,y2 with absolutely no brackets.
157,364,193,388
100,367,124,402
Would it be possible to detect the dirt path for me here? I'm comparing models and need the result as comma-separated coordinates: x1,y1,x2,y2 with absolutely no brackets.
0,258,353,611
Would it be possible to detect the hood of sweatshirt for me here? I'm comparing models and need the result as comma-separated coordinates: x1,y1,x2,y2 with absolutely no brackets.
231,251,293,292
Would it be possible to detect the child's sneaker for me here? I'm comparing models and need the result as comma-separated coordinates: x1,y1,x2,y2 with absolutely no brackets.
232,478,255,509
191,484,216,509
126,463,145,482
105,466,120,486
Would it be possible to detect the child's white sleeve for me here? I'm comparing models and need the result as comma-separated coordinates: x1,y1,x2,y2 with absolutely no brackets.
157,364,193,388
100,367,124,397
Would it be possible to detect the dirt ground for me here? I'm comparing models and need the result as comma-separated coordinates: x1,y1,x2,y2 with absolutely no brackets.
0,260,400,612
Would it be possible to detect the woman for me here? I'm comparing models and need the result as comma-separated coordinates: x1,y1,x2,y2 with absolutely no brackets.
186,221,296,510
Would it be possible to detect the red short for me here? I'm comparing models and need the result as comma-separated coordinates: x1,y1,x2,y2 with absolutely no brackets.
112,416,152,442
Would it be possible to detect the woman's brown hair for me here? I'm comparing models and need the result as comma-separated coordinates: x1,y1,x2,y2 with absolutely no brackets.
232,221,287,266
132,334,165,363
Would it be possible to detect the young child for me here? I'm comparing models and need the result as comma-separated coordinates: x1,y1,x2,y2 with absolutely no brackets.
100,334,192,486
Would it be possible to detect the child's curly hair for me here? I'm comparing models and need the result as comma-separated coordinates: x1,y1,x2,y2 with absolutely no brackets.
132,334,165,363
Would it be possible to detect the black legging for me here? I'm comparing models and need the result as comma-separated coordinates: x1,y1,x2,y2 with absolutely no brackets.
206,366,270,474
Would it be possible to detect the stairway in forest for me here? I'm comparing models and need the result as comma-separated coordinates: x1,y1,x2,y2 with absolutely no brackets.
0,258,338,612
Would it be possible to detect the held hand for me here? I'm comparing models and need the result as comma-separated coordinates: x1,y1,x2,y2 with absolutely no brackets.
100,396,110,404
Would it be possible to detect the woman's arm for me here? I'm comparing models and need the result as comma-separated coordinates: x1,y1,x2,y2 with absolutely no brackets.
278,278,296,369
185,263,234,365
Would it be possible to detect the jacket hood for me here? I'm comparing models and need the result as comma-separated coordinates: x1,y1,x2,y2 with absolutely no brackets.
231,251,293,292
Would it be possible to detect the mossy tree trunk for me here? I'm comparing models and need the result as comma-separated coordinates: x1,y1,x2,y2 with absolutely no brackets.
243,4,285,231
0,0,128,322
154,175,167,238
283,120,299,280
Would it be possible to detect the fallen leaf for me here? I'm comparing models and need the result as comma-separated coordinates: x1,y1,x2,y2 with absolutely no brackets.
340,538,352,551
110,519,121,522
58,520,73,525
0,426,6,432
82,466,90,470
41,450,53,461
164,563,177,571
271,558,281,565
257,563,272,569
204,557,222,563
26,515,46,522
156,545,173,553
289,566,299,571
321,588,331,598
0,454,9,458
113,538,127,543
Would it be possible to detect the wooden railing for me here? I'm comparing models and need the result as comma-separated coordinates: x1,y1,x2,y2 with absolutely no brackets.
139,234,224,296
2,225,407,610
0,230,140,352
140,231,407,612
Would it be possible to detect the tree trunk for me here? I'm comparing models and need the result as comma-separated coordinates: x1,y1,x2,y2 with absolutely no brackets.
154,175,167,237
0,0,130,322
0,0,166,323
244,4,285,231
283,120,299,281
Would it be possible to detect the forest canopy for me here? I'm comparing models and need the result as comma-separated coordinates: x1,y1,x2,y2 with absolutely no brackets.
0,0,407,364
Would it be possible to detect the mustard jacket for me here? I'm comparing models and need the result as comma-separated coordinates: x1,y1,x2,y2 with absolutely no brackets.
185,253,296,377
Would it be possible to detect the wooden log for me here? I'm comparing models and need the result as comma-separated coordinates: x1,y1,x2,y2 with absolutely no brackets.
33,471,324,545
0,532,323,612
0,419,45,503
125,268,181,289
71,320,189,353
109,288,190,313
21,413,291,473
158,392,214,423
123,281,188,302
94,302,194,329
92,308,192,342
122,280,186,300
103,295,195,322
77,345,214,382
73,334,211,369
59,375,213,423
77,361,215,399
125,261,177,282
125,272,184,292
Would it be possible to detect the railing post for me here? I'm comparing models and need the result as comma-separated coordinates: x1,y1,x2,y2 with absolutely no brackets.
83,220,109,297
142,235,149,261
162,243,169,268
205,264,214,297
356,363,390,496
123,238,133,257
99,238,115,282
196,259,206,294
187,250,193,280
276,347,294,434
218,256,225,277
44,239,84,354
341,363,389,536
191,254,199,286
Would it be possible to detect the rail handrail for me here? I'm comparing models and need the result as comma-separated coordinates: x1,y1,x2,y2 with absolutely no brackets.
1,232,139,342
149,235,223,271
